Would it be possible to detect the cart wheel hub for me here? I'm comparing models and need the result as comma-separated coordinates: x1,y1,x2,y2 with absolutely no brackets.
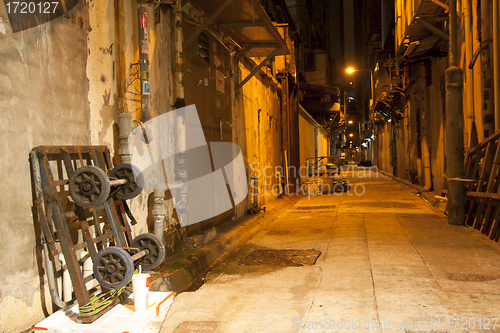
82,182,93,193
106,265,116,274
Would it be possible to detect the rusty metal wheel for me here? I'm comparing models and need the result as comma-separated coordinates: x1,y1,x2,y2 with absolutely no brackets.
93,247,134,290
109,164,142,200
69,166,111,208
130,233,166,271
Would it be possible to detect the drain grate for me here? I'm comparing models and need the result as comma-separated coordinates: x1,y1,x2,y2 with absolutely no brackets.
173,321,219,333
238,249,321,266
447,273,500,282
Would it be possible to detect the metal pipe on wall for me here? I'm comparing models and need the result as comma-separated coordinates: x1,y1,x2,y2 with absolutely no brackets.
446,0,465,225
173,0,188,226
463,0,475,147
138,2,150,122
138,2,166,239
480,0,495,138
421,65,432,191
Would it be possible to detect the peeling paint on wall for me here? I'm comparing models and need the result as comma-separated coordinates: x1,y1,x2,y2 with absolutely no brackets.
0,2,90,332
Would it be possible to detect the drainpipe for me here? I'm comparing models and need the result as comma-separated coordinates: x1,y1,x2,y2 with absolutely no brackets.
173,1,188,225
138,3,166,239
422,64,432,191
480,0,495,137
494,0,500,131
138,2,150,121
446,0,465,225
118,112,132,164
464,0,475,147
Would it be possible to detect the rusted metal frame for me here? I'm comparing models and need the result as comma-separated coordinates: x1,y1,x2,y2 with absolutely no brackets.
488,206,500,240
219,21,265,28
30,151,58,258
72,232,115,252
479,141,500,233
471,142,495,229
89,208,105,252
416,17,450,40
465,150,483,225
468,131,500,155
60,148,99,260
122,200,138,226
247,0,286,49
34,146,108,155
91,149,127,247
184,0,237,47
39,152,90,306
114,199,134,245
487,155,500,239
236,47,281,89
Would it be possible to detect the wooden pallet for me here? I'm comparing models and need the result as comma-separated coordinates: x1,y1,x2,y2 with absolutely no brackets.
464,132,500,241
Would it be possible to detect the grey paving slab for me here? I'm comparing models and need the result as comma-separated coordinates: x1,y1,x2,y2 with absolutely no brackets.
159,168,500,333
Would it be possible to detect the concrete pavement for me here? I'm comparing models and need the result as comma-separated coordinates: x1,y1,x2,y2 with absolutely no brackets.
158,167,500,333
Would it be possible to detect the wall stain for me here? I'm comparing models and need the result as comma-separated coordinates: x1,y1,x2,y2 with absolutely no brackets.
103,89,110,105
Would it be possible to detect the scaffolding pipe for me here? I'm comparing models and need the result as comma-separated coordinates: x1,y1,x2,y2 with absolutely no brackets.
494,0,500,130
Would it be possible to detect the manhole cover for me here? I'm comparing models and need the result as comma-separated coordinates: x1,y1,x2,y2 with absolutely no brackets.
174,321,219,333
238,249,321,266
447,273,499,282
267,230,290,235
295,205,335,210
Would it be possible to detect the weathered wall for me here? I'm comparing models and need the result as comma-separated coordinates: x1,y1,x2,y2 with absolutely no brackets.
0,3,90,332
298,106,329,177
236,58,283,207
0,1,174,331
299,111,316,171
374,58,447,194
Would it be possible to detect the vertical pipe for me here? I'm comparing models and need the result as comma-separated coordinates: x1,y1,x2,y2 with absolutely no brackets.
139,3,165,238
118,112,132,164
493,0,500,130
446,0,465,225
449,0,458,67
480,0,495,137
173,1,188,226
421,65,432,191
464,0,475,147
138,2,150,122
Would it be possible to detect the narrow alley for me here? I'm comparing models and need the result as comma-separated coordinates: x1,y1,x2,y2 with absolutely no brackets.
3,0,500,331
159,167,500,333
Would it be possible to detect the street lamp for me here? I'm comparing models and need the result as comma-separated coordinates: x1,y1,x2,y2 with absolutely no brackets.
345,67,374,103
346,67,375,163
348,120,353,124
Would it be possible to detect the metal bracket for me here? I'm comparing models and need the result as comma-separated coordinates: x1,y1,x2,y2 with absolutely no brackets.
416,17,449,40
236,47,281,89
184,0,237,46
